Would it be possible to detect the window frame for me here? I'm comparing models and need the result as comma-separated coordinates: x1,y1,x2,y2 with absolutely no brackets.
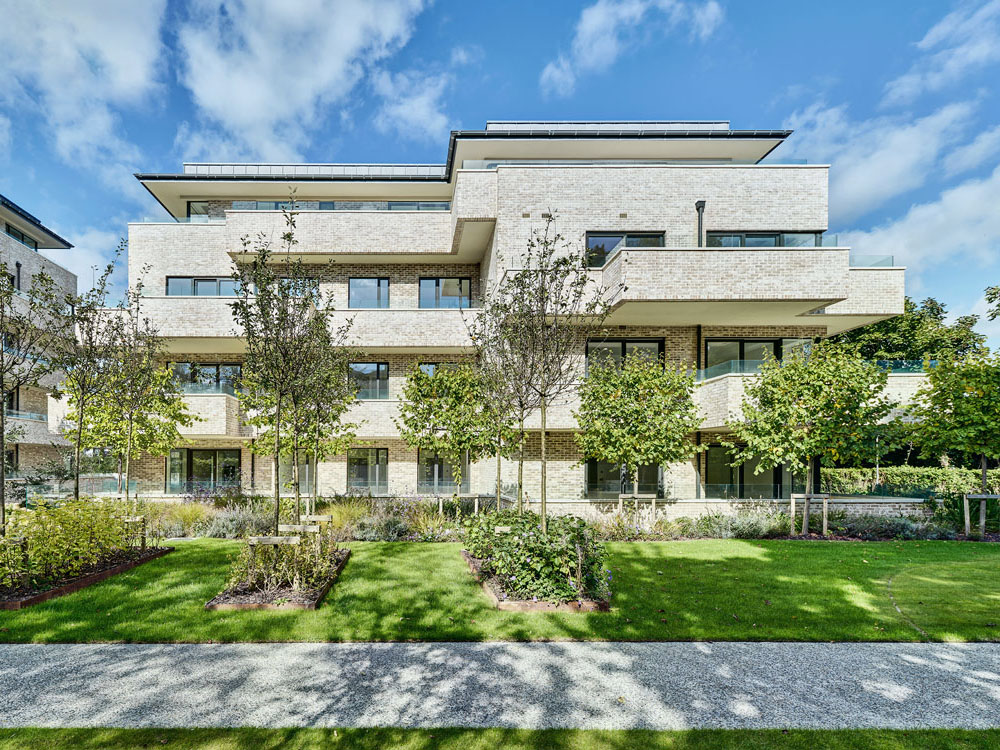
417,449,470,495
702,337,813,369
705,231,822,248
349,361,389,399
348,277,390,309
585,458,663,499
169,362,243,394
585,337,665,372
166,276,242,297
418,277,472,309
347,447,389,495
585,231,665,267
5,223,38,250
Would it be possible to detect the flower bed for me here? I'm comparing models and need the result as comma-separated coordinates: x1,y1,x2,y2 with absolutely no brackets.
463,511,610,610
205,534,350,611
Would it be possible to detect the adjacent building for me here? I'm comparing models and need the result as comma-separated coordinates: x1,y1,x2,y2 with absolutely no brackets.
128,120,914,510
0,193,75,476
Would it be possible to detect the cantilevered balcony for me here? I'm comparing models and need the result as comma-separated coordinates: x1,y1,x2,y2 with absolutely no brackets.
177,383,248,439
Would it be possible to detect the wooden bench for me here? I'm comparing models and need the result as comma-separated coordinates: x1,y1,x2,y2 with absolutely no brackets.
617,493,658,515
277,524,321,535
301,515,332,525
964,495,1000,537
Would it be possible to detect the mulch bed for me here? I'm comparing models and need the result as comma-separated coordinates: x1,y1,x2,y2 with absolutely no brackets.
461,550,609,613
204,548,351,611
0,547,173,610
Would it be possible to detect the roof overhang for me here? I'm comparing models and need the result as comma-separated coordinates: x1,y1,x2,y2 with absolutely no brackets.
0,194,73,249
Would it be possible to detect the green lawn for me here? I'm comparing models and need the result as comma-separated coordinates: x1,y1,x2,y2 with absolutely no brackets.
1,538,999,643
1,728,998,750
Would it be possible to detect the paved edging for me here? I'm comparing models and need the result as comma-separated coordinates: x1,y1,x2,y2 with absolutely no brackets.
2,642,1000,729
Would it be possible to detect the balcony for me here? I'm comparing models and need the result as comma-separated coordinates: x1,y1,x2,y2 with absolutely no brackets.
178,386,248,439
333,309,476,352
6,407,66,445
598,247,903,331
137,296,240,353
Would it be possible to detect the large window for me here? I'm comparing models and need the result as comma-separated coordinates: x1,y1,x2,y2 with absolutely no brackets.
350,362,389,399
349,278,390,309
706,232,822,248
166,277,239,296
347,448,389,495
703,445,804,500
167,448,241,493
4,446,17,472
231,200,294,211
703,338,812,374
586,459,661,499
5,223,38,250
3,388,16,412
171,363,242,395
585,232,664,267
185,201,216,222
317,200,450,211
278,457,313,494
586,338,663,369
418,450,469,494
419,278,471,309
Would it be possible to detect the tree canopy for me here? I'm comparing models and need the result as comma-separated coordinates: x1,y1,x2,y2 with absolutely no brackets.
832,296,985,360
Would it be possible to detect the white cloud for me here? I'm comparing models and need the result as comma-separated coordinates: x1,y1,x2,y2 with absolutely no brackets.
373,70,453,143
841,163,1000,280
0,1,167,198
883,0,1000,106
41,227,127,297
176,0,426,161
0,114,10,161
944,124,1000,177
539,0,723,97
782,101,974,224
449,45,484,67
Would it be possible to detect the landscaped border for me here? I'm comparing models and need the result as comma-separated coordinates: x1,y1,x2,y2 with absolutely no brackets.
204,548,351,611
0,548,174,611
461,550,609,613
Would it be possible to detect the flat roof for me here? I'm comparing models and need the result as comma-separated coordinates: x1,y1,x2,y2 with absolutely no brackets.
0,193,73,249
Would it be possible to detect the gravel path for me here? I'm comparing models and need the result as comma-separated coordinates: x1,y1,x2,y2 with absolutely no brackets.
3,642,1000,730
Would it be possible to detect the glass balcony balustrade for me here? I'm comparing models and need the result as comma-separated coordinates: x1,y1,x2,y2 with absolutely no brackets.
696,359,933,382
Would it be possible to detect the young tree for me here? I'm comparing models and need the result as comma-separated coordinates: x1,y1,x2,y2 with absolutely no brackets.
832,296,985,360
727,341,896,534
575,353,703,502
53,253,120,501
231,206,332,531
474,215,610,531
75,283,196,506
395,363,494,499
910,352,1000,493
0,262,70,529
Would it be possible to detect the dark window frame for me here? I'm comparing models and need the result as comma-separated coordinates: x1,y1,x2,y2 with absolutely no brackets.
706,231,822,248
169,362,243,393
347,447,389,495
585,337,665,372
702,337,813,369
5,223,38,250
166,447,241,494
418,277,472,309
585,231,665,267
166,276,240,296
349,361,389,399
348,277,390,309
417,448,470,495
585,458,663,499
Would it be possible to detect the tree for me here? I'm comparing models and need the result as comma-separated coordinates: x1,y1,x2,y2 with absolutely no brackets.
727,341,896,534
910,352,1000,494
832,296,985,360
231,205,332,531
395,363,494,499
0,261,70,529
53,252,120,501
474,215,610,532
986,285,1000,322
575,352,703,502
75,283,196,506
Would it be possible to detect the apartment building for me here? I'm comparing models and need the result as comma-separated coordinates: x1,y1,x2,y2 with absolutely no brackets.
0,193,76,476
129,120,912,507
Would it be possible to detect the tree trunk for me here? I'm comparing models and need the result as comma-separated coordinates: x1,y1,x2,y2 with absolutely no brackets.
311,411,320,516
292,436,301,523
495,447,502,512
1,409,6,533
517,418,525,513
540,400,547,534
272,397,282,533
801,456,813,535
124,416,134,509
982,453,988,495
73,399,84,501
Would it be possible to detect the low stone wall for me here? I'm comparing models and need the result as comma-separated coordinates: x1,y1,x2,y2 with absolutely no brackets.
530,496,932,520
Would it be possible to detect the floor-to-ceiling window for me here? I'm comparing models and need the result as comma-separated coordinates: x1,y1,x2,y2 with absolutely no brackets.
347,448,389,495
167,448,241,493
585,459,662,499
417,450,469,494
703,444,804,499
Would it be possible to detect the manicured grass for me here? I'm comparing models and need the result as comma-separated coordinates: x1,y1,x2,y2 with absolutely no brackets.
1,538,999,643
2,728,998,750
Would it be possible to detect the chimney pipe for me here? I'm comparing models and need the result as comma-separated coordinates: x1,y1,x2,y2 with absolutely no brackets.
695,201,706,247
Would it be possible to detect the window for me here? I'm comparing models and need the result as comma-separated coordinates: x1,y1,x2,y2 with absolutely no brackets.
703,444,804,500
586,459,661,499
186,201,214,222
4,446,17,472
703,338,813,373
387,201,451,211
350,362,389,399
316,200,451,211
585,232,664,267
170,363,242,395
418,362,459,376
349,278,390,309
166,277,240,296
5,224,38,250
706,232,822,248
419,278,471,309
3,388,16,412
586,338,663,369
231,200,293,211
418,450,469,494
348,448,389,495
278,457,313,494
167,448,241,493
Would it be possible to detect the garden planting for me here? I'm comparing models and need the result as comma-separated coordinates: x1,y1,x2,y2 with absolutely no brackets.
0,499,169,610
463,510,611,611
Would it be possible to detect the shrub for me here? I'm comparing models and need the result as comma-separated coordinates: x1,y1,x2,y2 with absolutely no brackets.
465,511,609,603
729,508,790,539
2,499,136,590
203,504,273,539
827,514,957,541
353,516,410,541
226,534,344,592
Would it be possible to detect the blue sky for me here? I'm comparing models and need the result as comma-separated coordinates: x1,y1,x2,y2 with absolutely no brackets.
1,0,999,344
